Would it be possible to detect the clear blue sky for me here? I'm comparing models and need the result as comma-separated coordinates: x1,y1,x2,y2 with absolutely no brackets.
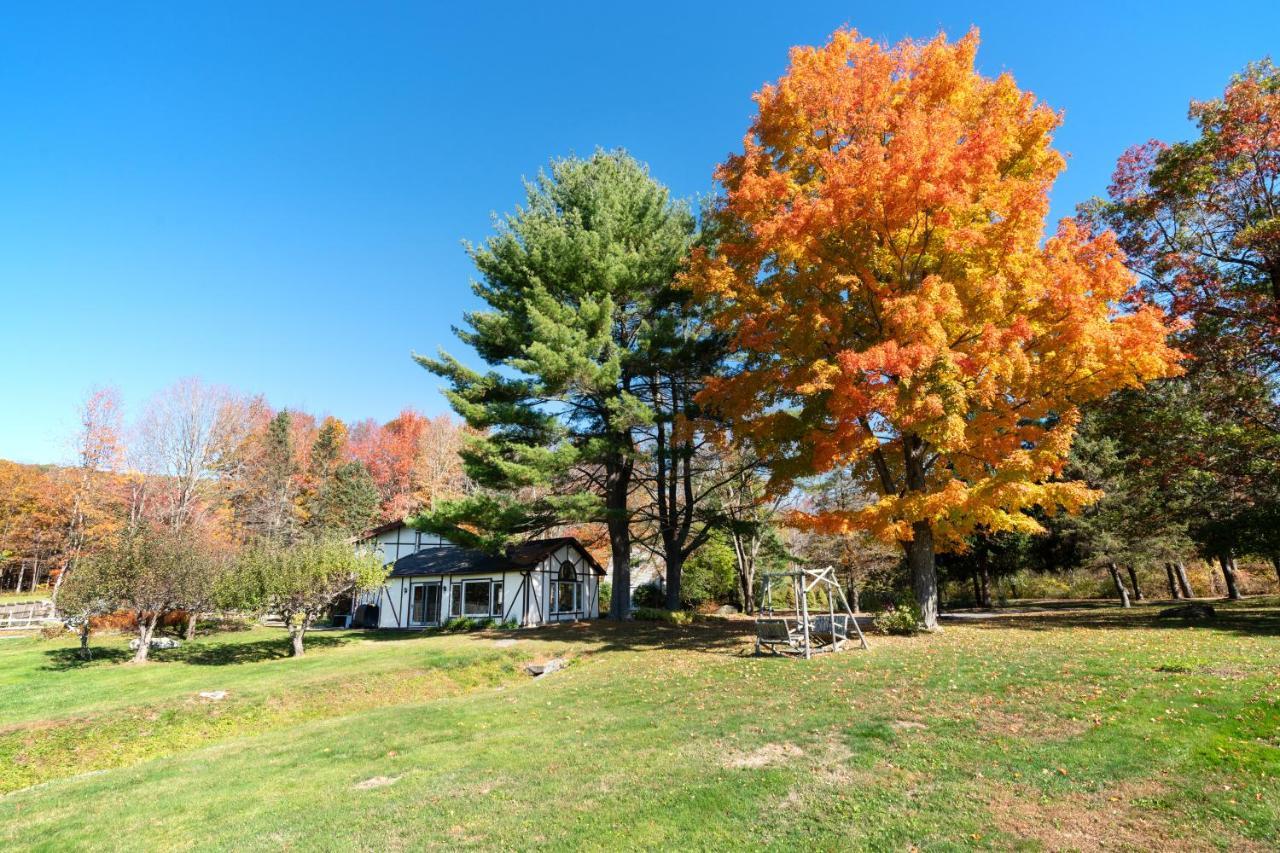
2,1,1277,464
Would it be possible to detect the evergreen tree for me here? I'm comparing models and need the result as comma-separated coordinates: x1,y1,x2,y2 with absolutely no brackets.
417,151,696,617
310,461,381,537
249,410,300,543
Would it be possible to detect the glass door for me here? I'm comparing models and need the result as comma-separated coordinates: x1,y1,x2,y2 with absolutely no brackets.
424,584,442,625
409,583,428,626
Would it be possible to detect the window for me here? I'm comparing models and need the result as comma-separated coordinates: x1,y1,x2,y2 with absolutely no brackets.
463,581,492,617
450,584,462,618
552,560,581,614
492,582,503,618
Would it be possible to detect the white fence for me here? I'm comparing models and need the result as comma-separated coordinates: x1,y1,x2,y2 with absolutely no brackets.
0,600,56,631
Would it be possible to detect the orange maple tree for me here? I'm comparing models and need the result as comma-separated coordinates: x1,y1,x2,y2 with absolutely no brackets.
686,28,1182,626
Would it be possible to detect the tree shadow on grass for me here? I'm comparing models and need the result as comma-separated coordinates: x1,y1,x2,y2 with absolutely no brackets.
502,617,759,658
41,646,132,671
943,596,1280,639
161,634,352,665
41,633,353,670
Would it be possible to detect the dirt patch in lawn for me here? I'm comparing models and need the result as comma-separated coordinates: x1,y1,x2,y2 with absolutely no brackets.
725,742,804,769
986,778,1266,851
353,775,399,790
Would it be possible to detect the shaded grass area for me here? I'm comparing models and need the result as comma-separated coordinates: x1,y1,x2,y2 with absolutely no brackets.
1,600,1278,850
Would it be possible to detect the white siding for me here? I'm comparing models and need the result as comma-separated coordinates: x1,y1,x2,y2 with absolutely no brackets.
533,544,600,625
357,523,601,629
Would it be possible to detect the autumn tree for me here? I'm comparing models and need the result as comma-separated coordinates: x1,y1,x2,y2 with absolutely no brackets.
233,410,304,543
1083,59,1280,590
1084,59,1280,376
53,387,126,600
687,29,1181,628
419,150,696,618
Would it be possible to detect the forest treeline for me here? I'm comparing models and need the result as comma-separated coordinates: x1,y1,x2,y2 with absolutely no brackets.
0,378,470,599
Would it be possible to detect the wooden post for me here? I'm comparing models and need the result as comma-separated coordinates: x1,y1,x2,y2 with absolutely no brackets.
797,573,811,660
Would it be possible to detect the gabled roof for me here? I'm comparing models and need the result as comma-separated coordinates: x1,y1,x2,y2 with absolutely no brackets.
361,518,410,540
387,536,606,579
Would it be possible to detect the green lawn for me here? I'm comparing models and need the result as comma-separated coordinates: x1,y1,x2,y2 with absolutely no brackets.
2,599,1278,850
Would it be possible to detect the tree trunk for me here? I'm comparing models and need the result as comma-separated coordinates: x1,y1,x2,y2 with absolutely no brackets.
978,564,992,608
133,613,158,663
78,621,92,660
1271,554,1280,587
971,572,981,606
185,610,199,641
1174,560,1194,599
900,435,938,629
1107,562,1131,608
1125,565,1144,601
605,457,633,619
289,616,309,657
664,555,684,611
904,521,938,629
1218,553,1241,601
1164,563,1180,599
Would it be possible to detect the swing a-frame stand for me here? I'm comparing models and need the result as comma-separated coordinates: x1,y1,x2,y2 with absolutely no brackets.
754,565,868,658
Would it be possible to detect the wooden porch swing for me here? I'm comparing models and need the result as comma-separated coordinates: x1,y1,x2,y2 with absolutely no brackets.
754,565,868,658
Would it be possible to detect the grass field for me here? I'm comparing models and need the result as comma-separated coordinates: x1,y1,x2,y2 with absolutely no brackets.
2,598,1278,850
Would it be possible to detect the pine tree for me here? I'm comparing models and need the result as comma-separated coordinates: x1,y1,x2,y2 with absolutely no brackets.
310,461,381,537
417,150,696,617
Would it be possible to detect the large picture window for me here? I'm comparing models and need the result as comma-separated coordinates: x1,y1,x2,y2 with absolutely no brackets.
463,581,491,617
552,561,581,615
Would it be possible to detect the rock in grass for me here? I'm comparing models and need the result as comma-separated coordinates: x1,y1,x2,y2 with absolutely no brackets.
128,636,181,651
525,657,566,677
1157,603,1216,620
198,691,227,701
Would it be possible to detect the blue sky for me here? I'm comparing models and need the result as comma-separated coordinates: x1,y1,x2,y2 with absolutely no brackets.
2,1,1277,464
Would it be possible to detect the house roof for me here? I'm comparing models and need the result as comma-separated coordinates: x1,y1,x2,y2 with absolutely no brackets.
361,518,408,540
387,536,606,579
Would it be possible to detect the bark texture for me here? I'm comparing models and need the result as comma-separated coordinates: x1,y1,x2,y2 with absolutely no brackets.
1108,562,1132,608
1126,565,1145,601
1217,554,1242,601
1174,561,1194,599
906,521,938,629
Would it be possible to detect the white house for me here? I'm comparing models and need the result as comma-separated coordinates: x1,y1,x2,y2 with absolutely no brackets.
352,520,605,629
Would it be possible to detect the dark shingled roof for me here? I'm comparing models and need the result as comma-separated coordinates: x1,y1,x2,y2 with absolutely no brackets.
387,536,606,579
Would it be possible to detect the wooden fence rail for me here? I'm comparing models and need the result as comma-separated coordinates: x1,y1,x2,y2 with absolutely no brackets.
0,601,56,631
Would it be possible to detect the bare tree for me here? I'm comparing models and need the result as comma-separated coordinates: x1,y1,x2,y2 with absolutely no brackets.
52,387,124,600
134,378,245,530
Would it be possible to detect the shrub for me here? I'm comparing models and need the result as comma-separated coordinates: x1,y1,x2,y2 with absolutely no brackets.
442,616,478,632
873,598,923,636
39,622,67,640
681,534,737,607
499,618,519,630
598,582,612,611
631,581,664,608
632,607,694,626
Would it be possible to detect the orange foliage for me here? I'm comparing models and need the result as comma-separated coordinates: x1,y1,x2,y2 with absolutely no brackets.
686,29,1182,550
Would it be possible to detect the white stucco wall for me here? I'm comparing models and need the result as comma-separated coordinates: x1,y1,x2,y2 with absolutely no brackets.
357,522,601,629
